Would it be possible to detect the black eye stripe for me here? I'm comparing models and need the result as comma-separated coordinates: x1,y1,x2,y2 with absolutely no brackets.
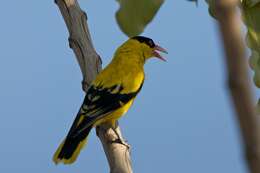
132,36,155,48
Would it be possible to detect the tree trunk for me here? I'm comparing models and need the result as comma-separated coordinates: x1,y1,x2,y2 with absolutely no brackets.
214,0,260,173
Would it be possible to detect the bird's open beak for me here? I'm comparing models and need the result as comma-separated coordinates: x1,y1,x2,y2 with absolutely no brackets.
152,45,168,61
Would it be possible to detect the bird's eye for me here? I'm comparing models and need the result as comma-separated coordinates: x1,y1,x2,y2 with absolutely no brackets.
148,40,154,47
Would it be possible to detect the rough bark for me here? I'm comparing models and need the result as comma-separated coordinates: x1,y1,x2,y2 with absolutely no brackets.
55,0,133,172
214,0,260,173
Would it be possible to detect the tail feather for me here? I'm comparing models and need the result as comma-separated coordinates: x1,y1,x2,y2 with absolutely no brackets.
53,125,92,164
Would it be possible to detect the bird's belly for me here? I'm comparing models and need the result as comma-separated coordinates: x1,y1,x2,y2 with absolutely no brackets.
94,100,134,126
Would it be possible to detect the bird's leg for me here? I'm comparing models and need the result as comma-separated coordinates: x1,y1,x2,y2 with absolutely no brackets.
112,128,130,148
111,121,130,149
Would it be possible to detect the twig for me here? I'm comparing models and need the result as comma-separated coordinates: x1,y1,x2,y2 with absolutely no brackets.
55,0,133,172
214,0,260,172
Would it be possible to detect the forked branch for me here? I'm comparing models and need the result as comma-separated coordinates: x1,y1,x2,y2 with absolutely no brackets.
55,0,133,172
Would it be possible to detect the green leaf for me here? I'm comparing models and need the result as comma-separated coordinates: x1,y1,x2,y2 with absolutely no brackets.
241,1,260,87
205,0,217,18
242,0,260,7
115,0,164,37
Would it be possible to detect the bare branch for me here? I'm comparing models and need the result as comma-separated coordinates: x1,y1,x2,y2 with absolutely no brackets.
97,123,133,173
214,0,260,172
55,0,133,172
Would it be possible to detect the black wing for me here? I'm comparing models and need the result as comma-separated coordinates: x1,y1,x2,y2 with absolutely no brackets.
69,82,143,137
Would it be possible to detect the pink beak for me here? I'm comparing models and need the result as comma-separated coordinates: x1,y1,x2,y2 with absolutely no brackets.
152,45,168,61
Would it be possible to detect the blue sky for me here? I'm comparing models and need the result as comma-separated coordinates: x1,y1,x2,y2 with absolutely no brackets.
0,0,252,173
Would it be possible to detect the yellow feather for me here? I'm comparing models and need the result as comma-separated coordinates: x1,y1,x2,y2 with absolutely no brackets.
94,99,134,127
52,36,160,164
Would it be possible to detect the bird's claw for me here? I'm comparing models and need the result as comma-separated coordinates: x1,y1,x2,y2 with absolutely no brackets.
111,127,130,149
111,138,130,149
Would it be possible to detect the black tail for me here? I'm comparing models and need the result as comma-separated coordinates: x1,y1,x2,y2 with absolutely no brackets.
53,125,92,164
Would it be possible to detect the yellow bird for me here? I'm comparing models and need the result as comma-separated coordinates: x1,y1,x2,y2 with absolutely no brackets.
53,36,167,164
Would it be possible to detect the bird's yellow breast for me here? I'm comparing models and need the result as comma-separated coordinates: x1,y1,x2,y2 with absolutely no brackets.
92,52,145,126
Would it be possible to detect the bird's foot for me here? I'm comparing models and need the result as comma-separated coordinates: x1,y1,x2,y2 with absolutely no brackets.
111,127,130,149
111,138,130,149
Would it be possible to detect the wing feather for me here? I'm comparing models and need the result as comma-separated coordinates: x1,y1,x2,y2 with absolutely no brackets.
70,82,143,137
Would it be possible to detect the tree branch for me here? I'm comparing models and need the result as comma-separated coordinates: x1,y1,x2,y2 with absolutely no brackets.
214,0,260,172
55,0,133,172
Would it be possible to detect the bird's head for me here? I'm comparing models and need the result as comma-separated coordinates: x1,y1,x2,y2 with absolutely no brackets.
116,36,168,62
